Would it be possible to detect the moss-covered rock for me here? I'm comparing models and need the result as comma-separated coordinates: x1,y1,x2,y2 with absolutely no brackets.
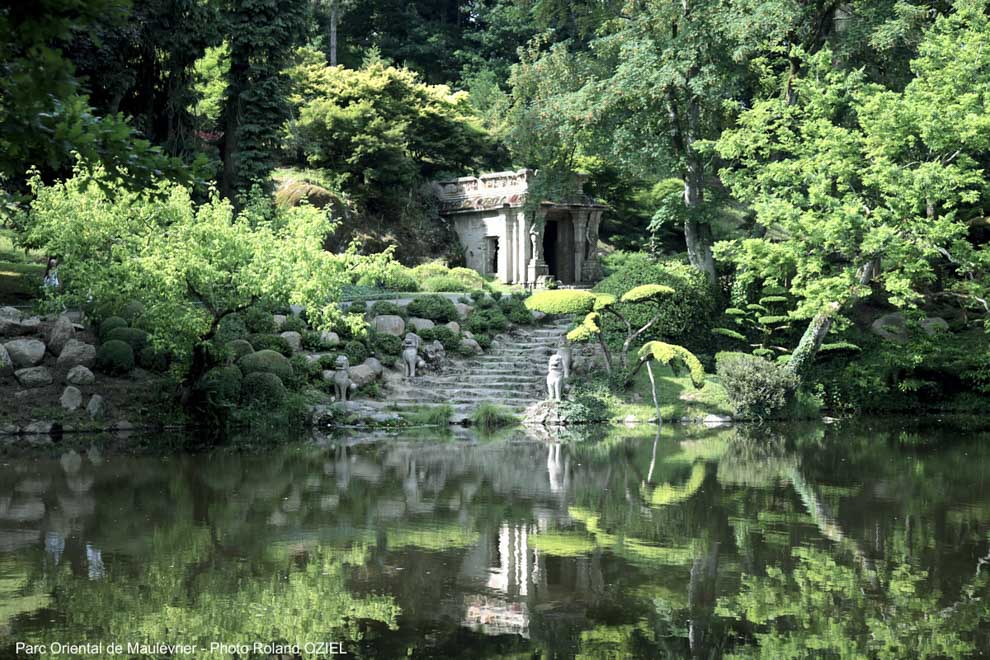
239,349,293,380
241,371,287,407
95,339,135,375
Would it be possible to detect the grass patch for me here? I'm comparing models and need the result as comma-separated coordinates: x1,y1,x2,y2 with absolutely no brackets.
470,402,519,432
402,404,453,427
0,229,46,305
614,363,733,422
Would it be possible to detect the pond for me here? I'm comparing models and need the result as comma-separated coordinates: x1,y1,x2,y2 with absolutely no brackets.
1,421,989,658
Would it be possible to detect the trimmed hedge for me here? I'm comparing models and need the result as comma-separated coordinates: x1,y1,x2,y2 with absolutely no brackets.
369,301,407,319
201,365,243,407
243,307,276,334
343,339,370,364
242,372,287,407
104,327,150,351
226,339,255,360
239,349,294,380
716,352,797,420
407,295,459,323
419,326,459,349
248,333,293,356
138,345,170,372
525,290,597,315
372,332,402,358
98,316,128,340
96,339,135,375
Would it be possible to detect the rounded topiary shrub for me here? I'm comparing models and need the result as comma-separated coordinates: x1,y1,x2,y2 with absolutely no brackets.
120,300,145,323
239,349,294,380
280,315,306,333
243,306,276,334
380,264,419,292
241,371,287,408
593,253,717,353
372,332,402,358
421,275,471,292
715,352,798,420
138,345,170,372
343,339,370,365
407,295,459,323
105,326,150,351
420,326,458,349
499,296,533,325
215,314,249,344
226,339,255,360
465,307,508,335
98,316,128,340
369,301,407,319
248,333,292,356
200,365,243,407
96,339,135,375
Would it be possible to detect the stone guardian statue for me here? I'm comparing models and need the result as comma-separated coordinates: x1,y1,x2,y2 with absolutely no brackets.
332,355,356,402
401,334,425,378
546,354,565,401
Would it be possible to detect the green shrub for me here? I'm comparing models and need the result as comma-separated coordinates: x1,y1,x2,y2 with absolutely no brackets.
200,365,243,408
499,296,533,325
226,339,255,360
407,295,459,323
420,326,459,349
317,354,340,370
241,372,287,407
716,352,798,420
404,404,453,426
372,332,402,358
594,253,717,354
120,300,145,323
369,301,407,319
280,315,307,333
98,316,128,340
287,354,319,388
525,290,597,315
465,307,508,335
104,326,150,351
243,307,276,334
95,339,135,375
343,339,370,364
239,349,294,380
248,333,293,356
422,275,471,292
474,333,493,350
380,263,420,292
216,314,249,344
470,403,518,432
138,345,170,372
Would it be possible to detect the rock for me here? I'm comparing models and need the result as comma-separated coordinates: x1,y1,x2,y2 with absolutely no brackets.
320,331,340,347
15,366,53,388
272,314,287,330
920,317,949,336
0,424,18,435
64,310,85,324
279,331,303,352
55,339,96,371
60,386,83,411
407,317,435,332
461,337,483,354
348,364,378,388
0,306,21,321
23,421,54,436
289,304,305,317
462,330,474,340
453,303,473,320
870,312,908,343
113,420,135,432
19,317,42,332
47,315,75,355
374,314,405,337
0,318,30,336
0,344,12,376
445,321,461,335
4,338,46,367
623,414,638,426
702,414,733,427
363,357,384,376
86,395,105,420
531,310,547,322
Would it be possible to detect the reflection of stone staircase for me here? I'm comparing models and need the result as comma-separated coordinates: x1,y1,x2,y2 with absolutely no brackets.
383,320,572,422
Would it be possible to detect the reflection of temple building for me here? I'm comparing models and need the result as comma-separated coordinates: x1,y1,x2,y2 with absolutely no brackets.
432,170,606,286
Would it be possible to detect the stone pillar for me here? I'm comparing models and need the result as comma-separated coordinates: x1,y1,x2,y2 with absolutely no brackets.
581,209,604,282
572,210,588,284
515,210,527,284
500,209,513,283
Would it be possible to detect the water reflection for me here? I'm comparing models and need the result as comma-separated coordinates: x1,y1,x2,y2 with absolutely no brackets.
0,422,988,657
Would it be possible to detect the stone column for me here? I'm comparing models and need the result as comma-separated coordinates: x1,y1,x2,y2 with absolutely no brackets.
515,209,527,284
500,209,513,284
572,210,588,284
581,209,604,282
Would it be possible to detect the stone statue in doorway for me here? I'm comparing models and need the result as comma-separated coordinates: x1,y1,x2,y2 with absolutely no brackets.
546,354,565,401
332,355,357,402
529,225,540,262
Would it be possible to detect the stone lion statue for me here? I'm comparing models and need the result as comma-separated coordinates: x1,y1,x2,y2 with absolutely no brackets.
332,355,357,402
401,334,425,378
547,354,565,401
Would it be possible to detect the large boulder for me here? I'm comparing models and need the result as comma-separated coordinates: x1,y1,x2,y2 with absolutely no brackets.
16,366,53,388
86,395,106,420
60,386,83,411
0,306,21,321
279,331,303,353
870,312,908,343
0,344,12,376
47,315,75,356
920,317,949,336
444,321,461,335
65,365,95,385
461,337,483,354
319,331,340,347
56,339,97,372
4,338,46,367
374,314,405,337
348,364,378,388
453,303,473,320
407,317,435,332
363,357,384,376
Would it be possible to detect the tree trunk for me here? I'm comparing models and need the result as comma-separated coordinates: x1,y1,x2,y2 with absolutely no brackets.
329,0,338,66
220,52,246,201
785,257,879,378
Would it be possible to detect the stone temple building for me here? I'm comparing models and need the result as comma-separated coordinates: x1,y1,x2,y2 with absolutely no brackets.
432,169,606,286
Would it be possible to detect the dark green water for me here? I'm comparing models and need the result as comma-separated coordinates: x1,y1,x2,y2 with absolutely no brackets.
1,421,989,658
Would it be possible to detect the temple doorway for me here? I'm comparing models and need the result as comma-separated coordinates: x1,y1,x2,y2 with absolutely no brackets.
542,215,575,284
485,237,499,276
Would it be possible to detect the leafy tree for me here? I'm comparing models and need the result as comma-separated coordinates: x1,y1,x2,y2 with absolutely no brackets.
714,4,990,378
635,341,705,424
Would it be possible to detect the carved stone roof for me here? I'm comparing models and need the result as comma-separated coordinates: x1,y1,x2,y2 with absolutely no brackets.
432,169,605,214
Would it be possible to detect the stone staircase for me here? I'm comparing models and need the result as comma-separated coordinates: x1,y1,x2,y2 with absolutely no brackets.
381,319,572,423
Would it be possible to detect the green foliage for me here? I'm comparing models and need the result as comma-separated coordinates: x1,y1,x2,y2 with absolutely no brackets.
470,403,518,432
499,296,533,325
279,315,306,334
465,307,508,336
713,288,796,359
343,339,369,365
96,339,135,375
419,326,458,350
119,300,145,323
200,366,243,409
716,352,800,420
620,284,675,303
374,263,420,292
371,332,402,358
525,289,598,315
137,345,170,373
403,404,453,427
242,307,276,334
421,275,471,292
98,316,128,340
241,371,287,408
247,334,292,357
368,301,407,319
238,349,293,381
104,327,150,352
638,342,706,389
407,295,459,323
215,314,249,345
